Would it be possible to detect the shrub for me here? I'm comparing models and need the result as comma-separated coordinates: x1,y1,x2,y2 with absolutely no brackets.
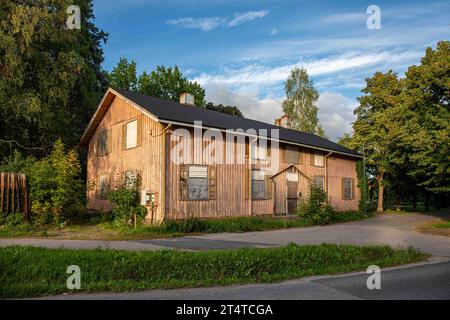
108,188,147,227
162,217,208,233
298,183,335,225
28,139,85,225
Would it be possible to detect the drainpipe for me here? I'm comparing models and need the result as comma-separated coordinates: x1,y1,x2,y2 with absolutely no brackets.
160,123,172,224
248,137,258,216
324,152,332,199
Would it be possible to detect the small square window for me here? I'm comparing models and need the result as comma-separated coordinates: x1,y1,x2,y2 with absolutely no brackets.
313,176,324,189
284,146,300,164
313,152,324,167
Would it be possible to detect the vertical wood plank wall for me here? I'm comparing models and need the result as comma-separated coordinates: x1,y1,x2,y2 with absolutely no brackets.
86,97,164,222
86,96,360,222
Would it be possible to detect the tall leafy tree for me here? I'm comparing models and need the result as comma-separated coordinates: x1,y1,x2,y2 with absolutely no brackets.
138,65,205,107
0,0,108,157
351,71,405,212
107,58,137,91
402,41,450,194
282,67,325,137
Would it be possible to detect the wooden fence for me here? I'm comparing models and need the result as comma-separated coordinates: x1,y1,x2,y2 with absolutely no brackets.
0,172,29,221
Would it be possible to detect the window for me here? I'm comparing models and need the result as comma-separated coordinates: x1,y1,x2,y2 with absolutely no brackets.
96,129,110,155
313,152,324,167
188,166,208,200
284,145,300,164
313,176,324,189
98,175,109,200
342,178,354,200
252,170,266,199
122,119,141,150
124,170,139,189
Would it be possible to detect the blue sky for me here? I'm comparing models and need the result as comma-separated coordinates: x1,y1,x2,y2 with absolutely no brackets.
93,0,450,141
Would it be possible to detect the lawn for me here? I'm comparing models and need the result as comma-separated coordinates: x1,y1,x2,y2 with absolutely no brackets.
0,243,427,298
0,211,374,240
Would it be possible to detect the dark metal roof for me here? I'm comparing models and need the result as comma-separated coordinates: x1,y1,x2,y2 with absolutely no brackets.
114,88,362,158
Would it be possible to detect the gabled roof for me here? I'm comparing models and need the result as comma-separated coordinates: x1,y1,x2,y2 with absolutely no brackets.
80,88,362,158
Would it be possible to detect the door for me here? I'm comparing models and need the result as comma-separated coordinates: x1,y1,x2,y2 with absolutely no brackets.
286,172,298,214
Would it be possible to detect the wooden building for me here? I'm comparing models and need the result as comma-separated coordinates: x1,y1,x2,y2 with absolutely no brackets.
80,88,362,224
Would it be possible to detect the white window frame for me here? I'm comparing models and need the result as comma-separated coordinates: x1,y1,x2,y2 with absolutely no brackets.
313,152,325,167
126,119,138,149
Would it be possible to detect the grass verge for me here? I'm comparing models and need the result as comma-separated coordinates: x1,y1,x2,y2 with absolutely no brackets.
0,243,427,298
416,220,450,237
0,212,374,240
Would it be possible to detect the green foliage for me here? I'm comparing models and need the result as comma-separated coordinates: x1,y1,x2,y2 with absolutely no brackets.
282,67,325,136
0,212,25,227
350,41,450,211
205,102,243,117
107,60,206,107
28,140,84,225
0,244,426,298
0,0,108,156
138,65,206,107
298,183,335,225
108,188,147,227
107,58,137,91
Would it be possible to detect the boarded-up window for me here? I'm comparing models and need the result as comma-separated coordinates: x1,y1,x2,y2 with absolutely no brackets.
98,175,109,200
252,170,266,199
96,129,110,155
313,176,324,189
342,178,354,200
126,120,138,149
188,165,208,200
313,152,325,167
284,146,300,164
124,170,139,189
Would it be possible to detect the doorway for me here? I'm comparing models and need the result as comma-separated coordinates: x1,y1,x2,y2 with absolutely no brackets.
286,172,298,214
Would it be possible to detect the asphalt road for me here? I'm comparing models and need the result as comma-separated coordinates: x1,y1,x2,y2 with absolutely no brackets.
41,260,450,300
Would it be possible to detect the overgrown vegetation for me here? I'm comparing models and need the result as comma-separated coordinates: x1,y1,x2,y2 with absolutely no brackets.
0,244,427,298
298,183,336,225
0,213,373,240
108,188,147,227
0,140,84,226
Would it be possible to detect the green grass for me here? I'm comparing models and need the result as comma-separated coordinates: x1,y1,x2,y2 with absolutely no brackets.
0,212,373,240
432,221,450,229
0,244,427,298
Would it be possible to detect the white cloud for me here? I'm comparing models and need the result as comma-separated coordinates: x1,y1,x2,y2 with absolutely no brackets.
316,92,357,141
166,9,269,31
193,50,420,90
270,28,277,35
166,17,224,31
205,83,283,124
227,10,269,27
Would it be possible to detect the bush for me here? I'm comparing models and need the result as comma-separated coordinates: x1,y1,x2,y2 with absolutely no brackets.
28,139,85,225
298,183,335,225
108,188,147,227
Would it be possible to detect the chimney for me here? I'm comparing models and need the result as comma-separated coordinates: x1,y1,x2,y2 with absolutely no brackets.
180,92,195,105
274,114,291,129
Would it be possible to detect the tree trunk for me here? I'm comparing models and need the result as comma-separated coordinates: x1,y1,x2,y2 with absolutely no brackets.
412,192,417,210
377,173,384,213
